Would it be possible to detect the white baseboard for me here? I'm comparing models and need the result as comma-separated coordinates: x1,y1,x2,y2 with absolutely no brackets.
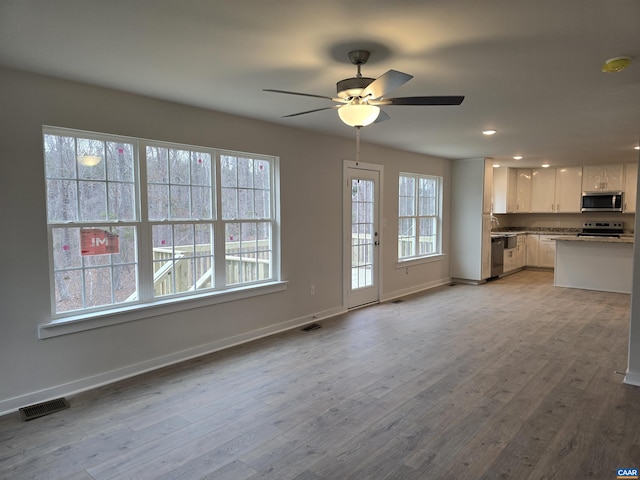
381,277,452,303
0,306,346,417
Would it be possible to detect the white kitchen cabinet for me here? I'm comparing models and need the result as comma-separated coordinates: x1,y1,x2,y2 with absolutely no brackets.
624,163,638,213
516,169,532,212
530,167,582,213
492,167,507,214
526,234,539,267
504,247,517,273
492,167,518,214
555,167,582,212
504,234,526,274
516,234,526,268
531,168,556,212
526,233,555,268
483,159,493,214
582,164,624,191
539,235,556,268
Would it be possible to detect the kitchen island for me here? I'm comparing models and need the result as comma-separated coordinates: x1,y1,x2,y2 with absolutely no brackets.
553,235,634,294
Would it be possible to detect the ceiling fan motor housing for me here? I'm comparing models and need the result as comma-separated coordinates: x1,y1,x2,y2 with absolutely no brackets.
336,77,375,99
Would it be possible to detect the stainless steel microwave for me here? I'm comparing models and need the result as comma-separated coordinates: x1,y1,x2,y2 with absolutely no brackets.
581,191,623,212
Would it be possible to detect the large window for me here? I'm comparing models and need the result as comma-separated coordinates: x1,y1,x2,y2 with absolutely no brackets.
398,173,442,261
44,127,279,319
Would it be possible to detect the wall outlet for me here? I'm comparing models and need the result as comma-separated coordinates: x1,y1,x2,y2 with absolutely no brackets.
310,285,316,296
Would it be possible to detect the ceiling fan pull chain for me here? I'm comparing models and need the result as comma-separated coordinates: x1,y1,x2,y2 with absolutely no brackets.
356,126,361,164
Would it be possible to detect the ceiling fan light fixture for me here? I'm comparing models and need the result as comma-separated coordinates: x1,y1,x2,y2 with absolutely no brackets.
77,154,102,167
338,104,380,127
601,56,632,73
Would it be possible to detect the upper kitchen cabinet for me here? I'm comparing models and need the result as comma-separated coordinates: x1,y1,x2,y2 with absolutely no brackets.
492,167,517,214
495,166,582,214
531,167,582,213
624,163,638,213
554,167,583,213
515,169,532,212
531,168,556,212
582,164,624,191
483,158,493,214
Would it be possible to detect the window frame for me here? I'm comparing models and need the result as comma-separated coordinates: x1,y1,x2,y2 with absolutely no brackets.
397,172,443,264
40,126,284,338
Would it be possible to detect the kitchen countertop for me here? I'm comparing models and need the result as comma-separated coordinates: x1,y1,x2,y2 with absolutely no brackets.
491,228,634,243
551,235,634,244
491,228,581,236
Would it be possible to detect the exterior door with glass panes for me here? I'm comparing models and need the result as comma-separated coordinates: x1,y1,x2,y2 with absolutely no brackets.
344,164,381,309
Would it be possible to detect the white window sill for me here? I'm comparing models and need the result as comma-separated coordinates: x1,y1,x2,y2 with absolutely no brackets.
396,253,446,269
39,281,288,339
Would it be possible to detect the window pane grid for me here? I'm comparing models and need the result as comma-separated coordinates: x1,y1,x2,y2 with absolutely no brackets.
45,135,137,224
51,225,138,313
225,221,273,285
351,179,374,290
398,174,441,261
146,146,213,221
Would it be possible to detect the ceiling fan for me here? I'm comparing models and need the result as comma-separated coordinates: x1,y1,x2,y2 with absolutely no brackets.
264,50,465,128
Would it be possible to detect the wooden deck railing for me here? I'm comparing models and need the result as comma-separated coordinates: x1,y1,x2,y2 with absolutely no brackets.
149,241,271,297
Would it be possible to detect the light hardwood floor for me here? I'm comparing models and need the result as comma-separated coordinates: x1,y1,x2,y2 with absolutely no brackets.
2,270,639,479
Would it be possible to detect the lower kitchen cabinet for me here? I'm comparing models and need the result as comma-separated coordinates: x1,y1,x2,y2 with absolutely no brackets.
516,234,526,268
504,234,527,274
503,247,517,273
526,234,539,267
539,235,556,268
526,233,556,268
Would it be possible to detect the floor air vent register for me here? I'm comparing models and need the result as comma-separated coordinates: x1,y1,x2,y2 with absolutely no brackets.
19,398,69,421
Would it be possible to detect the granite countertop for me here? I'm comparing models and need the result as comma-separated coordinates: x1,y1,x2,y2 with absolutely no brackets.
492,227,634,235
551,235,634,244
491,227,634,243
491,228,579,236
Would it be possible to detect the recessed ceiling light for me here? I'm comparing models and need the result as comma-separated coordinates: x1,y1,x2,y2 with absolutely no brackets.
635,146,640,150
541,163,550,168
513,155,523,160
482,130,497,136
601,56,632,73
493,164,501,168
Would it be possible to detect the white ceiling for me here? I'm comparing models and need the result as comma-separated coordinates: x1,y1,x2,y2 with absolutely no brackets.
1,0,639,168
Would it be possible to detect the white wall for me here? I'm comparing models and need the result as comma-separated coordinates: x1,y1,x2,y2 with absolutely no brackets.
0,68,452,413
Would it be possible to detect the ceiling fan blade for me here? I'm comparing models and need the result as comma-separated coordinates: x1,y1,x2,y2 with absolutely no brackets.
263,88,334,101
361,70,413,99
374,110,390,123
282,106,338,118
375,96,465,106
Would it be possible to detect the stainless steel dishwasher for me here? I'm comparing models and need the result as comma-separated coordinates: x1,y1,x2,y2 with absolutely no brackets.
491,236,504,277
